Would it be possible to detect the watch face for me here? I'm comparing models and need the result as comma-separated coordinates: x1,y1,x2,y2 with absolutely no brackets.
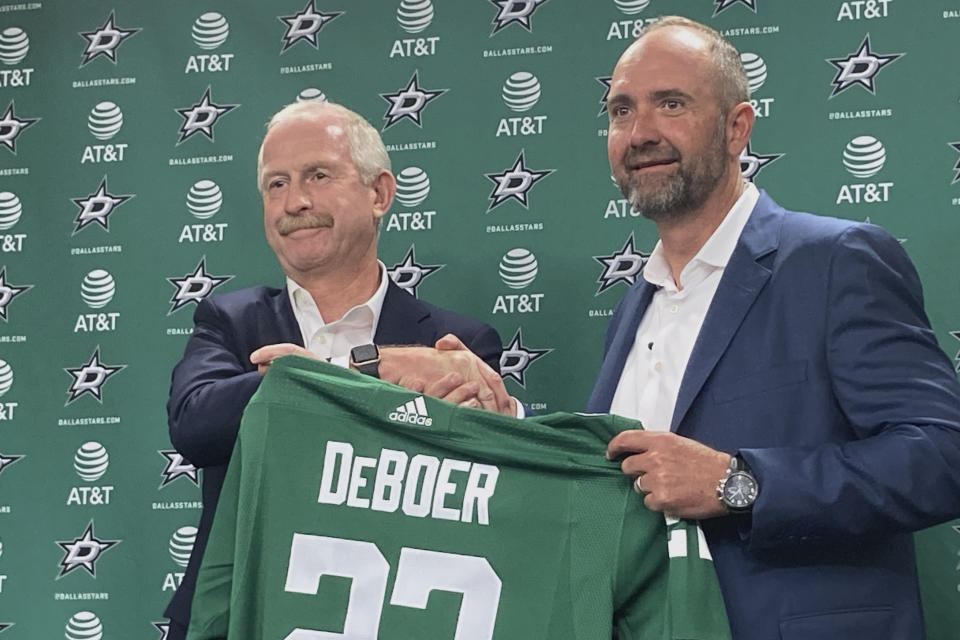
351,344,379,363
723,472,757,509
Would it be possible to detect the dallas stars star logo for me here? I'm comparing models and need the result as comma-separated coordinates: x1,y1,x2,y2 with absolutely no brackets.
71,176,134,234
499,328,551,387
176,87,238,145
56,520,120,578
489,0,550,35
0,623,12,633
949,142,960,184
64,347,126,405
279,0,342,52
863,217,906,244
154,621,170,640
159,450,199,488
740,142,782,181
0,100,39,154
827,35,903,98
485,150,554,212
0,452,23,477
950,331,960,373
167,257,233,314
380,71,447,131
596,76,612,117
79,11,140,67
0,267,32,321
713,0,757,15
594,232,649,295
387,245,443,299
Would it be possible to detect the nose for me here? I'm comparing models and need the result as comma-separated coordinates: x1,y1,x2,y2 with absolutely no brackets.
626,107,661,149
283,180,311,215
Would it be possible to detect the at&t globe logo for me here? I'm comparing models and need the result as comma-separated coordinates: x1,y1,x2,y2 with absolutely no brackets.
843,135,886,178
740,52,774,118
181,180,227,244
390,0,438,58
0,192,21,230
498,248,538,289
65,611,103,640
0,359,12,397
74,442,109,482
186,180,223,220
502,72,541,112
494,248,543,314
75,270,119,334
837,135,893,205
387,167,434,232
614,0,650,14
0,27,28,64
192,12,229,49
169,527,197,567
81,270,116,309
87,102,123,140
297,88,327,102
397,0,434,33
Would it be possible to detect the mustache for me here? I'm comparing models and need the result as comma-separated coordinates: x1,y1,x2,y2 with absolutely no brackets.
276,212,334,236
622,146,680,169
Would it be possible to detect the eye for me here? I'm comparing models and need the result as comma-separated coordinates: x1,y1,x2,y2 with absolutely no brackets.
610,104,630,118
267,178,287,190
312,171,327,181
663,99,683,110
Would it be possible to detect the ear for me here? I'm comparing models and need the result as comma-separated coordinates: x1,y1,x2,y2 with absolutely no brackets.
726,101,755,158
370,169,396,220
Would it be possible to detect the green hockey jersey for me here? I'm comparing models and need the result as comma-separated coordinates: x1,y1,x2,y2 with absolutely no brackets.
187,356,730,640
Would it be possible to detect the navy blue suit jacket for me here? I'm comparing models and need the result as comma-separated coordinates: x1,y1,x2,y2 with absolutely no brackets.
588,192,960,639
164,279,502,627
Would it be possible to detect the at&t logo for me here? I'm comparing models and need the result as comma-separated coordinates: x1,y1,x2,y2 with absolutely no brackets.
67,441,114,507
0,192,26,253
836,135,893,204
390,0,439,58
740,53,775,119
497,72,547,138
493,248,543,314
386,167,435,232
837,0,892,20
162,526,197,591
0,27,34,88
0,359,17,421
180,180,227,243
605,0,655,41
82,101,127,164
74,269,120,333
186,12,234,73
65,612,103,640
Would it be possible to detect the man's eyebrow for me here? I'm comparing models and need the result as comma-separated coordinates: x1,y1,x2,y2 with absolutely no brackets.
649,88,695,102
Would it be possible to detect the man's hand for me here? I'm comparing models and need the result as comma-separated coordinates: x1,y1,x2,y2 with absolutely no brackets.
607,430,731,519
379,335,515,416
250,343,318,376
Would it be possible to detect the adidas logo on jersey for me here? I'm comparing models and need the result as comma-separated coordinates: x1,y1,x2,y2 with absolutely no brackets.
389,396,432,427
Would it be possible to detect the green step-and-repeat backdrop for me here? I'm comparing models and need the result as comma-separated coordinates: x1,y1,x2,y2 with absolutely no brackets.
1,0,958,637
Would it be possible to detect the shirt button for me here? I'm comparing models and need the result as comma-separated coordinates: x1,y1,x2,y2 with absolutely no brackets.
654,362,662,372
315,335,326,345
668,304,679,313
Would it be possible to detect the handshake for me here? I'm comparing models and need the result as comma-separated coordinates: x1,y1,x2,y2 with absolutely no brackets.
249,334,517,417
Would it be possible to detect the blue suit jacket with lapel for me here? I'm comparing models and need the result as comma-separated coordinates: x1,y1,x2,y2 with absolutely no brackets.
164,279,502,627
588,191,960,639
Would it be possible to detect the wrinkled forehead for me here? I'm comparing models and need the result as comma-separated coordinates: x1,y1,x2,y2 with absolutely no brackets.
614,26,712,78
261,114,348,160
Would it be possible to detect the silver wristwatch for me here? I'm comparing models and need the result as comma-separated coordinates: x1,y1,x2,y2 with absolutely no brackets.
717,454,758,512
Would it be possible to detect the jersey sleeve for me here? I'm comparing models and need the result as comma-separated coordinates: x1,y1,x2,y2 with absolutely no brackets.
185,430,244,640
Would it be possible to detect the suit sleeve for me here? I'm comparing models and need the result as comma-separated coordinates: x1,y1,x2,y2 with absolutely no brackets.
460,323,503,373
167,298,261,468
743,224,960,546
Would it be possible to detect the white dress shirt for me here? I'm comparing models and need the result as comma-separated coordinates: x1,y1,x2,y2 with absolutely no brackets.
609,183,759,430
286,261,389,365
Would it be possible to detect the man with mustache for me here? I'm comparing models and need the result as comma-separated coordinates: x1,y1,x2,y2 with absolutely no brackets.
161,100,507,640
588,16,960,639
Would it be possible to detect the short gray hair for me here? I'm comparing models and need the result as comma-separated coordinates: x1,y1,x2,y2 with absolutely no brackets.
256,101,391,191
637,16,749,116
